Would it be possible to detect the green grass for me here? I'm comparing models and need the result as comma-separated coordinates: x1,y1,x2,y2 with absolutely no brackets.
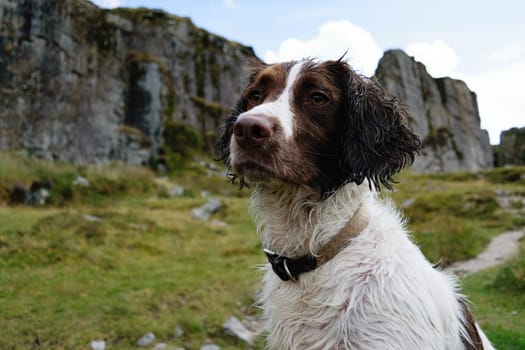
0,199,262,349
462,239,525,349
0,153,524,349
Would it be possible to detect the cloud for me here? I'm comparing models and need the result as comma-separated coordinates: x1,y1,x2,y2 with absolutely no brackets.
264,20,383,76
90,0,122,8
404,40,460,77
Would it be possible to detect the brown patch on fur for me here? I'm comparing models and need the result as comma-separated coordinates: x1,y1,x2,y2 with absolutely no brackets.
245,62,291,108
458,298,484,350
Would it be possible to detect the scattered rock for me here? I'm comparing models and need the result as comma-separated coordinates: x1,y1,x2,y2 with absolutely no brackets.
26,188,50,206
222,316,254,345
169,185,185,197
137,332,156,347
175,325,184,337
191,199,222,221
73,176,90,187
200,345,221,350
200,191,211,198
84,214,103,222
402,198,415,208
90,340,106,350
154,343,167,349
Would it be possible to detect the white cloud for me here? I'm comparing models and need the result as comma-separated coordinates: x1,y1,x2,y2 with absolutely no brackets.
264,20,383,76
90,0,122,8
404,40,460,77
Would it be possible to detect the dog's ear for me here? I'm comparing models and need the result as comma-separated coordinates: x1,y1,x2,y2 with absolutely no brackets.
339,66,421,190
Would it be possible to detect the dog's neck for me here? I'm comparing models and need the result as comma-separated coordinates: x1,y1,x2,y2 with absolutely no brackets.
250,182,370,257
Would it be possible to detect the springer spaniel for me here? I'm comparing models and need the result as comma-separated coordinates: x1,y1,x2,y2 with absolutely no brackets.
216,58,495,350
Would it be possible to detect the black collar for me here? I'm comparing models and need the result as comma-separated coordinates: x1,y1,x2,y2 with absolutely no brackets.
263,249,317,282
263,205,368,282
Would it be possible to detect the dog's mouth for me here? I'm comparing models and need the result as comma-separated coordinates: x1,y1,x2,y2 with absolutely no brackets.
231,158,277,182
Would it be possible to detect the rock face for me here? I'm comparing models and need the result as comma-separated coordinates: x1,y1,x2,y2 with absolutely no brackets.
0,0,254,164
375,50,493,173
499,127,525,166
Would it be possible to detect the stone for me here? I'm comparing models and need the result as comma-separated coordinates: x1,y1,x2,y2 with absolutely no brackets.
200,345,221,350
90,340,106,350
73,176,90,187
401,198,415,208
169,185,185,197
26,188,50,206
191,198,222,220
84,214,104,222
375,50,493,173
222,316,254,345
154,343,167,349
137,332,156,347
175,325,184,337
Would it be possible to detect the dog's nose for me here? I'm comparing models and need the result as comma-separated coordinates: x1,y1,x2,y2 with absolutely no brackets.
233,116,273,147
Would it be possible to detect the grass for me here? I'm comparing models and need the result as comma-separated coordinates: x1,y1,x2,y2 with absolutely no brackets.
0,153,524,349
462,239,525,349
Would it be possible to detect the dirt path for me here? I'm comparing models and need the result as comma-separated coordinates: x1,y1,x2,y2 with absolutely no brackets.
445,229,524,277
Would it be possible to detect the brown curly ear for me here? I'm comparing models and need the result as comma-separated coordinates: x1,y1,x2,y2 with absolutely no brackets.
338,65,421,190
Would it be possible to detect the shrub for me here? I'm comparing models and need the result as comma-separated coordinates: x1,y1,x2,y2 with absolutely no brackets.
158,120,202,170
485,166,525,184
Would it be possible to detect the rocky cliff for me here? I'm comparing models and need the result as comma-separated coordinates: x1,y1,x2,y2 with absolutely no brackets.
375,50,493,173
0,0,255,165
499,127,525,166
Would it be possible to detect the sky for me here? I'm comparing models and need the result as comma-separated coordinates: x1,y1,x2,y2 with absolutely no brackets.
91,0,525,145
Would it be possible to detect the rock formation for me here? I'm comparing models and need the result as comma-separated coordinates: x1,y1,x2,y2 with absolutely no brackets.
499,127,525,166
0,3,496,173
375,50,493,173
0,0,255,165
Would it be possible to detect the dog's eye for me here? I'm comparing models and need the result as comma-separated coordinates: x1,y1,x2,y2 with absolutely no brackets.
309,92,328,106
248,90,263,104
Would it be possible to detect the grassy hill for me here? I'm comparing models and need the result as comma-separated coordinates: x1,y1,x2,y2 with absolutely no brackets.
0,152,524,349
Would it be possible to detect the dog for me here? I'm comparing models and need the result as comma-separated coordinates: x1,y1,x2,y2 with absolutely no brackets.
216,58,494,350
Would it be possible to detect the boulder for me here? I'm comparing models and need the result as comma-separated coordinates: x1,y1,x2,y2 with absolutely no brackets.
191,199,222,220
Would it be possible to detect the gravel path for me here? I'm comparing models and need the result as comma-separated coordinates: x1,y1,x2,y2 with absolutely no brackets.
445,229,525,277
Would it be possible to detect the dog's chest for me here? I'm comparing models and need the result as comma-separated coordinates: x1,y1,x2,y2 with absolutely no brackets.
260,253,382,349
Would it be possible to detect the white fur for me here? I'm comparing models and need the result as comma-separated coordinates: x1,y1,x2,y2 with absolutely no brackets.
251,182,495,350
237,61,304,139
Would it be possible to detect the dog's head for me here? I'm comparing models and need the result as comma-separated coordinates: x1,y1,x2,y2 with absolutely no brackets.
216,59,420,194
